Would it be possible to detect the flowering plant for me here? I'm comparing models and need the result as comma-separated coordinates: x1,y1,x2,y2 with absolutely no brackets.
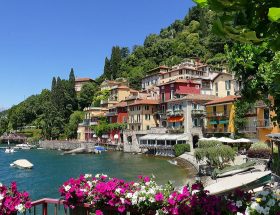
248,188,280,215
60,174,254,215
0,182,32,215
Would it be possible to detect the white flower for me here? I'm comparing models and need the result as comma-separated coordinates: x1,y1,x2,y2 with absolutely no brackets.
0,194,4,200
235,200,242,208
149,197,155,203
0,183,2,187
87,181,93,188
133,183,139,187
139,197,146,203
95,174,100,178
115,188,121,194
64,185,71,192
15,204,25,213
84,174,92,179
126,192,133,199
145,182,150,186
120,197,125,204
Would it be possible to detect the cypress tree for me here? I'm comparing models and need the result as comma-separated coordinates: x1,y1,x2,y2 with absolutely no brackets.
103,57,111,80
51,77,56,93
110,46,122,79
68,68,77,110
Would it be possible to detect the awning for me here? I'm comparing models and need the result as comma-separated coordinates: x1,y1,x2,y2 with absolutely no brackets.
219,120,229,124
168,116,184,123
210,120,218,125
139,134,189,141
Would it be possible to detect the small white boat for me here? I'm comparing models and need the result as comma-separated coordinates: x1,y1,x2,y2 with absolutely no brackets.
10,159,33,169
14,143,31,150
5,148,15,153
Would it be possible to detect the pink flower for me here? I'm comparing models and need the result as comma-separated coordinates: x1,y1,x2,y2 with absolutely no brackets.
143,176,150,183
155,193,164,202
118,205,126,213
95,210,103,215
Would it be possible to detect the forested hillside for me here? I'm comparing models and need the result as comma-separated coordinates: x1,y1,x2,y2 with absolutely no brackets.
0,6,230,140
98,6,230,89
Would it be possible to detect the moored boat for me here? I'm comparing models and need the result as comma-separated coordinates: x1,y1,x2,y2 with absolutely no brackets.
10,159,34,169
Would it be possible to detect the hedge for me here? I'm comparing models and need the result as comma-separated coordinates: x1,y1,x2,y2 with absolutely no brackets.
174,144,190,157
247,142,271,159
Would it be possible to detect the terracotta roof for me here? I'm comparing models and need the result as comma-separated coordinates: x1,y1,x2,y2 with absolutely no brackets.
212,72,232,81
128,99,159,106
158,79,200,86
130,89,139,93
111,101,127,108
116,85,130,90
205,95,240,106
167,94,217,103
75,78,93,82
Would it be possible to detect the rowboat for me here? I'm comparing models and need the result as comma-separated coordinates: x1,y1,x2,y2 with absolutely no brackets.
205,171,271,195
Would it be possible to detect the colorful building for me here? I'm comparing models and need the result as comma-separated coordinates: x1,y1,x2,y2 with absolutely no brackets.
77,107,108,141
75,78,94,93
141,66,170,90
127,99,159,131
158,79,201,127
212,72,235,97
106,102,128,144
205,95,238,137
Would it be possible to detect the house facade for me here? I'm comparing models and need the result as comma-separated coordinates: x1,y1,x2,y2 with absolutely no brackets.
77,107,108,141
75,78,94,93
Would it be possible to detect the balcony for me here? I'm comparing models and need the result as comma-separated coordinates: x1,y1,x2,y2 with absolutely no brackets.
238,126,257,133
106,111,117,116
166,109,184,116
205,128,230,133
167,126,184,134
255,119,272,128
207,111,230,118
191,109,206,116
89,121,98,126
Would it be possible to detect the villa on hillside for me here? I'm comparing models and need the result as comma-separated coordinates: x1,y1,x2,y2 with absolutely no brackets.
75,77,94,93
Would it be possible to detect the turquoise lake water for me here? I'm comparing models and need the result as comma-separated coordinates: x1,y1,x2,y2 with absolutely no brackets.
0,148,187,200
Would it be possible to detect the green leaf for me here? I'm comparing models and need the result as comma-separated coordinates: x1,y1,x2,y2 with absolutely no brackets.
193,0,208,7
268,7,280,22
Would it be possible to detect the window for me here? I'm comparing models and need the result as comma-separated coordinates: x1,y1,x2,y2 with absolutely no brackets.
145,114,150,120
170,89,175,99
146,125,150,130
169,73,171,77
138,106,141,111
137,114,141,122
161,93,165,102
138,125,141,131
213,106,216,115
144,105,149,110
224,105,228,115
227,91,230,96
179,70,182,75
162,105,165,113
224,123,228,132
225,80,231,90
215,83,218,96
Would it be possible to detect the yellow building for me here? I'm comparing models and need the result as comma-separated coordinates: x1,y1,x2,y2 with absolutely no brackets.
127,99,159,131
255,99,280,142
77,107,108,141
101,85,138,108
212,73,235,97
205,95,238,136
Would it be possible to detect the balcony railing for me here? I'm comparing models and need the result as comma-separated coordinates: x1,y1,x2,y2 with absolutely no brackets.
255,119,272,128
28,198,135,215
207,111,230,118
191,109,206,115
106,111,117,116
205,128,230,133
167,126,184,134
89,121,98,126
166,109,184,116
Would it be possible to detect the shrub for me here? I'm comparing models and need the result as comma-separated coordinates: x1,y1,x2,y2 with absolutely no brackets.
272,153,280,175
195,143,235,169
174,144,190,157
247,142,271,159
198,140,220,148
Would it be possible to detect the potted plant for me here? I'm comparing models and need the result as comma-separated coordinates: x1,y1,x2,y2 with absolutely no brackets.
0,182,32,215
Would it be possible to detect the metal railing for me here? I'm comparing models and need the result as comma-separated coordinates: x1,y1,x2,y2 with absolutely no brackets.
205,128,229,133
207,111,230,118
166,109,184,116
255,119,272,128
191,109,206,115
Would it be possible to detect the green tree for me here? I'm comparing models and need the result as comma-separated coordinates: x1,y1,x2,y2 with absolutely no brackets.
78,83,97,110
110,46,122,79
65,111,84,139
103,57,111,80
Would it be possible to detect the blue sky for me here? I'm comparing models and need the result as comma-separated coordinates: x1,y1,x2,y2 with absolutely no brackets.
0,0,194,108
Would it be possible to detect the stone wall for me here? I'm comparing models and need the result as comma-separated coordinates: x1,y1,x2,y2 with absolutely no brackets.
39,140,95,151
123,131,145,153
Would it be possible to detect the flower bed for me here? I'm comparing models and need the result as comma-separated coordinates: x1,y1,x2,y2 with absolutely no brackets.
0,182,31,215
59,174,254,215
